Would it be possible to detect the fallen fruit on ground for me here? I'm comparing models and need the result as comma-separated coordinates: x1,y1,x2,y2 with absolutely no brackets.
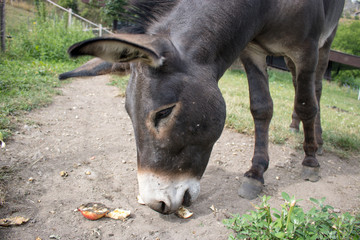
176,206,193,219
78,203,109,220
106,208,131,221
0,216,30,226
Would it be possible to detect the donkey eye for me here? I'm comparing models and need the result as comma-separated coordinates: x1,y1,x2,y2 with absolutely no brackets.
154,106,175,127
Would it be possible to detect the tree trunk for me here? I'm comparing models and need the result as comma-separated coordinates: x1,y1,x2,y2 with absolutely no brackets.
0,0,5,52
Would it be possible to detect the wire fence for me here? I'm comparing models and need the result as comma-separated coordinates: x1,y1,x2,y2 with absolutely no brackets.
45,0,113,37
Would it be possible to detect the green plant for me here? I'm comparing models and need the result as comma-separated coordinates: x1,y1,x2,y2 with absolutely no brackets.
58,0,79,13
101,0,128,25
35,0,47,22
224,193,360,240
6,15,94,62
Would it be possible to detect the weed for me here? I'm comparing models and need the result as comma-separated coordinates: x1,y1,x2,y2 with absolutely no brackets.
224,192,360,240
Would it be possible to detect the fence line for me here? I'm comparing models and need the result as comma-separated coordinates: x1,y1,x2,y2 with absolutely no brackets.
45,0,113,36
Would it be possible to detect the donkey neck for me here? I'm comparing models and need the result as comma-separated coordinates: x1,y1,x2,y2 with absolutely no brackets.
148,0,271,79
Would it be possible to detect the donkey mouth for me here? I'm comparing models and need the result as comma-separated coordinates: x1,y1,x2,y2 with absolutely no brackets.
137,171,200,214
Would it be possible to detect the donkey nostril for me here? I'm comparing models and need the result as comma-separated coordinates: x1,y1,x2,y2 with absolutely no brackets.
148,201,170,214
182,190,192,207
160,201,166,213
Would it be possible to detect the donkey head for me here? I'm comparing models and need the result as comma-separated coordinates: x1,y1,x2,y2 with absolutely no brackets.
68,34,226,214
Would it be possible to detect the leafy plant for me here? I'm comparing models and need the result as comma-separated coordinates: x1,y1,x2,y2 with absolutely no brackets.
224,192,360,240
102,0,129,25
58,0,79,13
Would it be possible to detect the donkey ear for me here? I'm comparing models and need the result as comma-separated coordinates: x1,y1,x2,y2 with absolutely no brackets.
68,34,166,67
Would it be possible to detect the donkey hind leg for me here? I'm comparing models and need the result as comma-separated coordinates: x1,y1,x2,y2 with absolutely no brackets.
291,44,323,182
311,27,338,156
238,50,273,200
286,50,325,156
285,57,301,132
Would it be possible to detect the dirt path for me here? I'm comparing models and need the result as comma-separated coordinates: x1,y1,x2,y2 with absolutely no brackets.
1,75,359,240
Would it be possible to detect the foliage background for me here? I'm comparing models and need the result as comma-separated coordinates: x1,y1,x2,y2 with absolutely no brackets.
331,20,360,88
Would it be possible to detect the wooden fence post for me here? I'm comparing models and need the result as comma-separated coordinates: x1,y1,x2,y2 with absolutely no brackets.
68,8,72,26
0,0,5,52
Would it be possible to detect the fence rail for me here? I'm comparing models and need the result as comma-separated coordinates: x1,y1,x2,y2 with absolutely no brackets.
45,0,113,36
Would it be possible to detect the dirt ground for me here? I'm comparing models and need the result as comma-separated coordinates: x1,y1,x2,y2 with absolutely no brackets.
0,75,359,240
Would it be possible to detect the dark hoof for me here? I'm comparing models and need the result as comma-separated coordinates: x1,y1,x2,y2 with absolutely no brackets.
317,145,323,155
301,166,320,182
238,177,263,200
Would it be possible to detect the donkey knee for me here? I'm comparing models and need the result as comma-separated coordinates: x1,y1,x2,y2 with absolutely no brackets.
294,101,318,122
250,102,273,121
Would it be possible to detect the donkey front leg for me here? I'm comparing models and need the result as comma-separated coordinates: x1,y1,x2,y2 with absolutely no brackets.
238,51,273,200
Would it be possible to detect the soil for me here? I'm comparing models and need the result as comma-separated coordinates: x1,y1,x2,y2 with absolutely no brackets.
0,75,359,240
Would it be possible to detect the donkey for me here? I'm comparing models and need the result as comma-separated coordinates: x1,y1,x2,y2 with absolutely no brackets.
64,0,345,214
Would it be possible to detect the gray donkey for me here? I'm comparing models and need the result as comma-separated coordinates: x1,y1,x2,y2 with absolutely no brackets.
63,0,345,214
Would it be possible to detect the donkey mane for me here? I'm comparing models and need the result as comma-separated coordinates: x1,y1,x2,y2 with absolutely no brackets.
121,0,179,34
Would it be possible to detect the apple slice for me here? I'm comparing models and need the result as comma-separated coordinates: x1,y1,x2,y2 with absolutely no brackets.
78,203,109,220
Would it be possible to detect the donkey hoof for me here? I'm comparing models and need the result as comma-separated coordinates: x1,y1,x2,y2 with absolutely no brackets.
238,177,263,200
301,166,320,182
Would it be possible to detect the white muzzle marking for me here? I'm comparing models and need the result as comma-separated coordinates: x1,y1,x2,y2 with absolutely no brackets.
137,171,200,213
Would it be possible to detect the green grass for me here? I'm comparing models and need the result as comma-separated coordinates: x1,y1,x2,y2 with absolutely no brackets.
5,5,36,34
219,69,360,157
0,4,94,140
0,59,84,138
107,75,129,97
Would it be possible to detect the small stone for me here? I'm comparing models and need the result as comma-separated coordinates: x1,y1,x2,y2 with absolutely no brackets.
49,235,61,240
333,208,341,213
276,176,280,180
85,171,91,175
28,177,35,182
275,162,285,168
60,171,68,177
